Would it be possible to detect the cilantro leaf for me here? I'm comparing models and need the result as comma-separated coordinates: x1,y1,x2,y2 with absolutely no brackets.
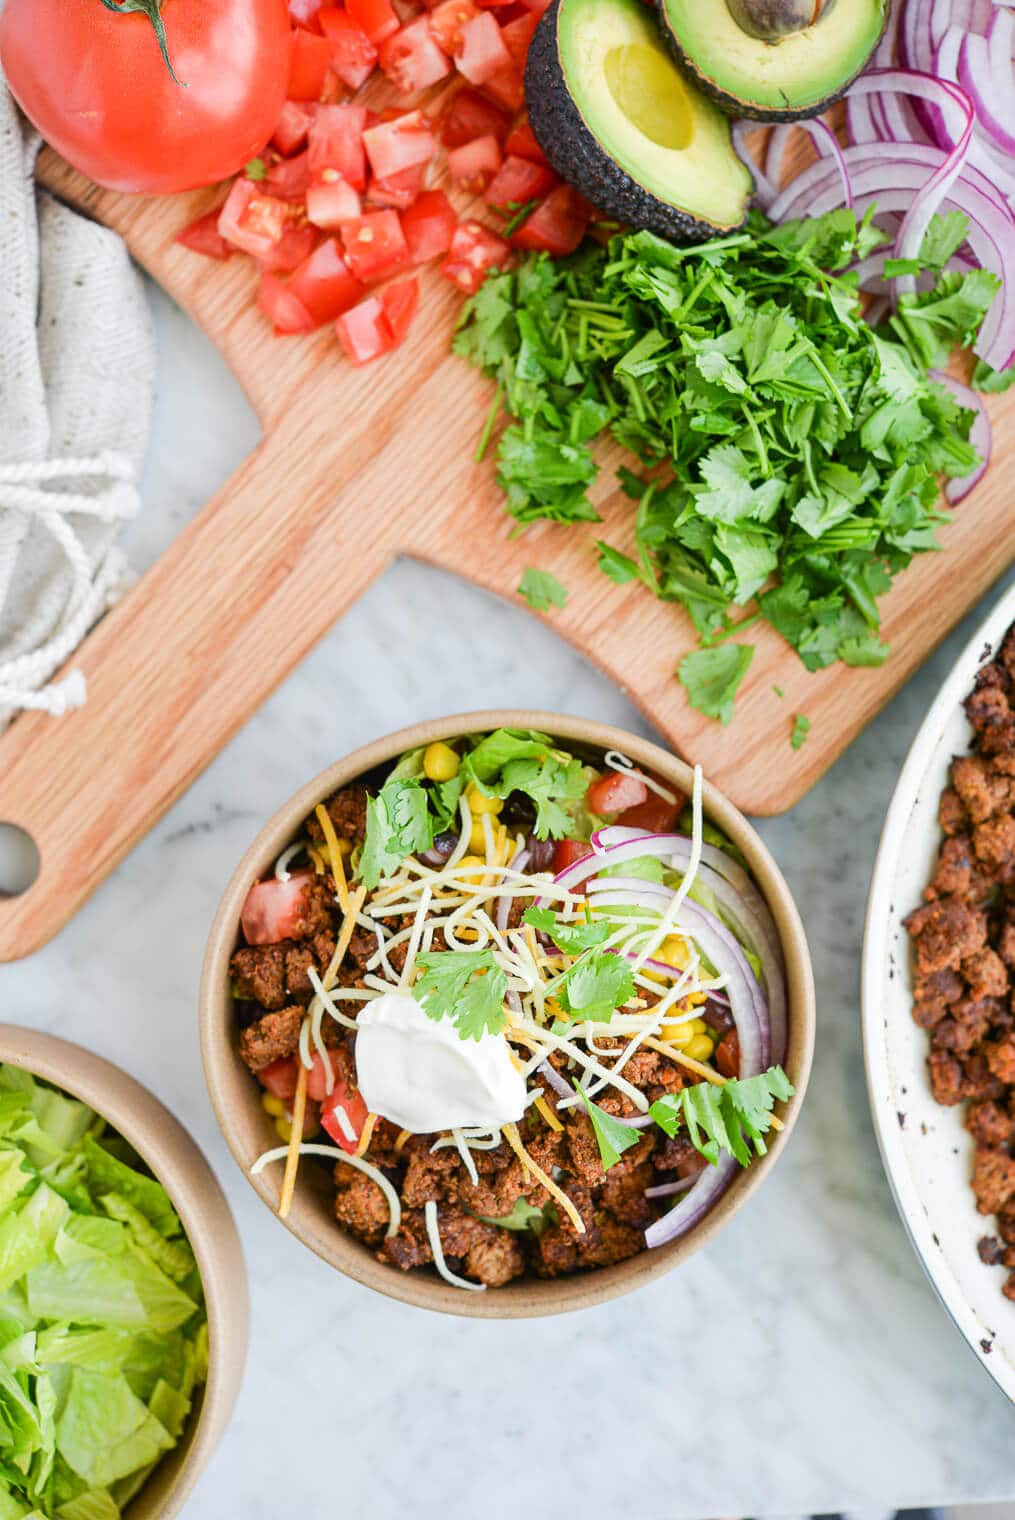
523,906,610,955
678,644,754,725
480,1197,554,1233
557,947,635,1022
596,541,643,586
360,779,434,889
518,567,568,612
972,359,1015,394
790,713,810,750
572,1082,642,1171
650,1067,795,1167
413,950,508,1041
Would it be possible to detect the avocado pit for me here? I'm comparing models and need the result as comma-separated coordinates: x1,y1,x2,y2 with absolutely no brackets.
724,0,836,41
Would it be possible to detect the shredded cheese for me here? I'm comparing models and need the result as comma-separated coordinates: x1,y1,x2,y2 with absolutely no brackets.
533,1095,563,1133
450,1126,479,1185
315,802,351,916
278,1064,308,1220
502,1123,585,1234
394,1129,411,1151
356,1112,378,1157
252,1143,401,1237
604,749,679,805
423,1200,485,1292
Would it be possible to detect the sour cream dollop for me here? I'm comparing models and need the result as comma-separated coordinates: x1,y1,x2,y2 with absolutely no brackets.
354,991,527,1133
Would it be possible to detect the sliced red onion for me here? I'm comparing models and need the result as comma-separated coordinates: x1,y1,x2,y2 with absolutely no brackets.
496,846,530,932
958,17,1015,155
931,369,992,503
645,1176,698,1199
612,1112,655,1129
537,1059,572,1101
733,121,778,209
644,1154,739,1249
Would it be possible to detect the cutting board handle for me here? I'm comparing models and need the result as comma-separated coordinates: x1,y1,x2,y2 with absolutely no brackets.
0,417,397,962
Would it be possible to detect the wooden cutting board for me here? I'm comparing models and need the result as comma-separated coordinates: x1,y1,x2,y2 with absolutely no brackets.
0,132,1011,962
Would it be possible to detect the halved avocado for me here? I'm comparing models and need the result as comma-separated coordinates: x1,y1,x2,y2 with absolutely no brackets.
525,0,753,245
657,0,890,121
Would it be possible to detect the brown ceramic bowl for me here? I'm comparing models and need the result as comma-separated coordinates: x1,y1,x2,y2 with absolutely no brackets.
201,711,815,1319
0,1025,248,1517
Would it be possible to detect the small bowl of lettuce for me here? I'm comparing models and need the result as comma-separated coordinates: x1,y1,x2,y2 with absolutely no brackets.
0,1027,248,1520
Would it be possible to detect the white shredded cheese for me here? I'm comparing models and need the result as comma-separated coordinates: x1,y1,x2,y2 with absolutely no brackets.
604,749,679,804
251,1144,401,1237
424,1200,485,1292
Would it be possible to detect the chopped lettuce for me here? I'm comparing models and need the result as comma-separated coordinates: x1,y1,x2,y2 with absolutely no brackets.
0,1067,206,1517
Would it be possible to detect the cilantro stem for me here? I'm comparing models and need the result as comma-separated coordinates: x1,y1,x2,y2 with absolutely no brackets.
474,382,503,463
804,344,852,419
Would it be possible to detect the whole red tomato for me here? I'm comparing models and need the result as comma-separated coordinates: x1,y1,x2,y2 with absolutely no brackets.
0,0,291,194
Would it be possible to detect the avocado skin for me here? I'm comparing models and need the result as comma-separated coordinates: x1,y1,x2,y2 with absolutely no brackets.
655,0,890,122
525,0,747,246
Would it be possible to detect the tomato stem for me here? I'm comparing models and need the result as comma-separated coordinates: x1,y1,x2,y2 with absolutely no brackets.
98,0,182,84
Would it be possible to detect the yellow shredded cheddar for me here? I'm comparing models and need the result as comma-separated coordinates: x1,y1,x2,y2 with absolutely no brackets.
534,1095,563,1133
394,1129,411,1152
279,1063,308,1220
356,1112,378,1157
315,803,351,916
502,1122,585,1234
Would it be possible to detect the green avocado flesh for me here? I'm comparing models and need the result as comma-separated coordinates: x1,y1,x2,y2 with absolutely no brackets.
660,0,888,116
547,0,752,234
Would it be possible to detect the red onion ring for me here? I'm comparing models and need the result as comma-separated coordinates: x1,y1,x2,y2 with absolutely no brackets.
931,369,992,502
644,1154,739,1248
958,17,1015,155
495,846,530,933
645,1176,698,1199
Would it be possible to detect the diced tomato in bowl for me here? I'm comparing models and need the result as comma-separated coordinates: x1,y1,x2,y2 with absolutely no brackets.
379,16,453,91
339,208,410,280
552,838,594,877
441,220,509,292
288,237,365,322
258,1057,300,1101
440,87,511,146
320,1079,370,1152
586,770,649,817
446,133,502,191
240,869,319,945
484,153,557,210
318,7,378,87
400,190,457,263
616,783,686,833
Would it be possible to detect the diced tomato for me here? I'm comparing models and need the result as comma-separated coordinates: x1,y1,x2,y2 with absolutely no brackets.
347,0,400,43
320,1080,370,1153
616,781,686,833
257,222,318,273
441,219,509,292
288,237,365,322
305,1049,344,1102
479,62,525,111
258,272,318,334
258,1057,300,1101
288,27,336,99
306,173,363,227
218,179,288,259
504,114,546,163
400,189,457,262
586,771,649,816
500,8,539,64
484,153,556,209
446,133,502,191
381,275,419,343
475,0,514,9
265,150,310,201
516,0,551,13
440,86,510,146
336,293,393,363
273,100,316,157
510,183,589,253
427,0,480,53
378,16,453,92
308,103,368,190
318,7,378,87
454,11,512,83
715,1030,740,1080
362,109,435,180
290,0,325,27
176,209,233,260
366,161,426,209
241,869,317,945
339,208,410,279
551,838,594,876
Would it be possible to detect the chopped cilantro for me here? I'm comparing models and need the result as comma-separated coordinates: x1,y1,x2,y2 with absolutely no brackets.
518,567,568,612
973,359,1015,394
523,906,610,955
480,1197,554,1233
678,644,754,725
245,157,267,181
790,713,811,750
360,779,433,889
557,947,635,1023
572,1082,641,1171
413,950,508,1041
453,209,994,723
650,1067,795,1167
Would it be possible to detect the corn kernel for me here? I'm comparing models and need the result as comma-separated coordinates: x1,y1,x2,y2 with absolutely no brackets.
275,1116,293,1143
424,741,460,782
456,854,488,886
470,819,489,853
261,1093,285,1118
689,1017,708,1035
658,934,691,970
684,1034,714,1062
660,1020,695,1047
466,784,502,816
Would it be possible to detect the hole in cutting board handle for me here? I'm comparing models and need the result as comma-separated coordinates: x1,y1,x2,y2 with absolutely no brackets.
0,824,40,898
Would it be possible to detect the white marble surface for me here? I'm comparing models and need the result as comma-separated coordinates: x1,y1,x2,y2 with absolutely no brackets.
5,279,1015,1520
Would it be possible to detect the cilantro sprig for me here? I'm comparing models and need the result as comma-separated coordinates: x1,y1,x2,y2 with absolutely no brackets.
572,1082,642,1171
413,950,508,1041
454,208,994,723
650,1067,795,1167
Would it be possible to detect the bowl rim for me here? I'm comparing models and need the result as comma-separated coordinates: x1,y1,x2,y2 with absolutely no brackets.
861,577,1015,1401
201,709,815,1318
0,1024,250,1518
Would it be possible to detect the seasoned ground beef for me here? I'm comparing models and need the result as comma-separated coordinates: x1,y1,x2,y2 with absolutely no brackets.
906,620,1015,1304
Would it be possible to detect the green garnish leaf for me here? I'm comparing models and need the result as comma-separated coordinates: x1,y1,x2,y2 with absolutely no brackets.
245,157,267,181
523,906,610,955
360,779,434,889
650,1067,795,1167
480,1197,554,1233
678,644,754,725
558,947,635,1023
972,359,1015,394
518,567,568,612
413,950,508,1041
572,1082,641,1171
790,713,811,750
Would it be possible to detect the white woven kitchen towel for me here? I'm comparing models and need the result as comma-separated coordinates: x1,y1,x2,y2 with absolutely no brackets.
0,77,155,730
